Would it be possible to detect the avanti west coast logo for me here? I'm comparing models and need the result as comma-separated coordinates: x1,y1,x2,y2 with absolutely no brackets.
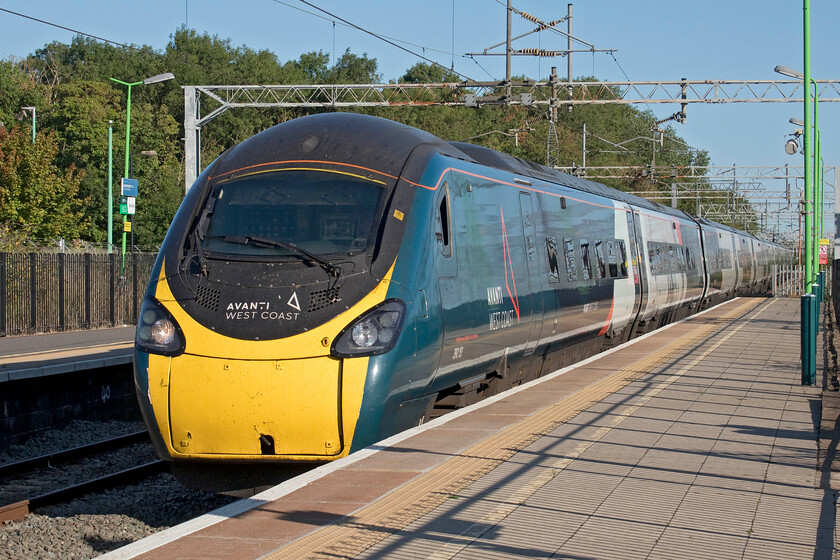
224,293,302,321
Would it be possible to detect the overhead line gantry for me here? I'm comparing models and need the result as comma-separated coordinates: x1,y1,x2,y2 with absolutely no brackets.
183,74,840,188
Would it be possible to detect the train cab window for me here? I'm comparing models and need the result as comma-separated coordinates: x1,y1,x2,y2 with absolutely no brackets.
580,239,592,280
563,238,577,281
199,170,385,258
435,183,452,257
594,240,606,279
545,237,560,282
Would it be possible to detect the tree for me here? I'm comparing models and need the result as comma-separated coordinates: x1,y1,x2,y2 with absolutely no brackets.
0,127,88,239
326,48,381,84
399,62,460,84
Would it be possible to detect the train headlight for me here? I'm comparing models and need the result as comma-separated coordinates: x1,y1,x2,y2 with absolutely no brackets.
351,321,378,348
332,299,406,358
135,297,186,356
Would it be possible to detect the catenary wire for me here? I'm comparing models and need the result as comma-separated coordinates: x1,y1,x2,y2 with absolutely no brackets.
296,0,475,82
0,7,143,51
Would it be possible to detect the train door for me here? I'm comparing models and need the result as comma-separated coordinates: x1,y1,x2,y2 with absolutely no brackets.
628,210,649,335
519,192,543,354
623,209,643,337
435,180,459,373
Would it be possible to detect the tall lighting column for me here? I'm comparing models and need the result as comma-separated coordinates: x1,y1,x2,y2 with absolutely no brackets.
774,0,816,385
110,72,175,273
108,120,113,253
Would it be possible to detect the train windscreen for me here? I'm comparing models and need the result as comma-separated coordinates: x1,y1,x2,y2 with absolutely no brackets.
199,170,386,259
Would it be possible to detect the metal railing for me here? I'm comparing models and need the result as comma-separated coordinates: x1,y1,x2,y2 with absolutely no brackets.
0,252,158,337
773,265,807,298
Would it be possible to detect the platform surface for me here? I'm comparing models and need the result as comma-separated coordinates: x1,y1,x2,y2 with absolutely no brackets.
0,327,134,382
105,297,836,560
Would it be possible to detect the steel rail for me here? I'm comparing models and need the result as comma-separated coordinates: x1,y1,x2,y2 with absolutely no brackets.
0,460,169,522
0,430,150,479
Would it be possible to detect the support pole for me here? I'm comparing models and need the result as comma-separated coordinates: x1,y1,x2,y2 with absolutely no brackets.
801,0,816,386
803,0,813,291
505,0,512,101
184,86,199,192
107,120,113,253
567,3,573,84
801,293,816,384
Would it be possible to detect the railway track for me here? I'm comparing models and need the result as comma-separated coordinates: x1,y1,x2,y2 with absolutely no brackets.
0,431,169,522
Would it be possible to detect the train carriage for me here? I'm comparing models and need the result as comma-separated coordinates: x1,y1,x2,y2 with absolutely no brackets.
133,113,791,491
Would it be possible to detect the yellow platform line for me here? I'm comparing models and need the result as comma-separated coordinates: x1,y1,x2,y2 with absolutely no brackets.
267,298,766,559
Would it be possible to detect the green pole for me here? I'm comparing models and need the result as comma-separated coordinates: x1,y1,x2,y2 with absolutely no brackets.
122,83,133,276
803,0,813,291
110,78,141,276
812,92,820,281
109,73,174,273
107,120,113,254
801,0,816,386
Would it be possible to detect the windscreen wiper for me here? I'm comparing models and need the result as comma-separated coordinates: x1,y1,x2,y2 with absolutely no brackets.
224,235,339,277
190,196,216,276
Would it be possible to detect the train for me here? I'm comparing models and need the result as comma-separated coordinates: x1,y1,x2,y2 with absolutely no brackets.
133,112,792,491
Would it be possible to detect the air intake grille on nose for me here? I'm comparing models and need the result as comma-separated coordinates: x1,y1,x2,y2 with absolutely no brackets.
195,284,220,311
308,288,340,312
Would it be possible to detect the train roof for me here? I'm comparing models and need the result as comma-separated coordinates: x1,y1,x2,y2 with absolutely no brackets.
446,141,693,222
212,113,775,246
207,112,468,183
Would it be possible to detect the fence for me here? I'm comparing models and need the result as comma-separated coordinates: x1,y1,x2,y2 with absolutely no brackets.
0,252,158,337
773,265,806,298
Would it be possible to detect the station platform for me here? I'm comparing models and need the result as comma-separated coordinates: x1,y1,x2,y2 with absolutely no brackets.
0,327,134,382
104,297,836,560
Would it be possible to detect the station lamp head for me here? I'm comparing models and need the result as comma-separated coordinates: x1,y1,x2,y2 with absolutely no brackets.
143,72,175,85
774,65,804,80
785,137,800,155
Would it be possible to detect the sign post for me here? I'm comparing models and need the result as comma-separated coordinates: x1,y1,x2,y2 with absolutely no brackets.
819,238,829,265
120,178,138,275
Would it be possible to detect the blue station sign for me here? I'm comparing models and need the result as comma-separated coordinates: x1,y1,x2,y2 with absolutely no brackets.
121,178,139,197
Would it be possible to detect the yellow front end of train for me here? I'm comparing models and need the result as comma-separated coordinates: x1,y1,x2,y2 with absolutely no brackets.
139,261,394,464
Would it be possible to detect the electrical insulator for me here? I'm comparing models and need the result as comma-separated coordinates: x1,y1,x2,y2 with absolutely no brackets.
520,11,541,24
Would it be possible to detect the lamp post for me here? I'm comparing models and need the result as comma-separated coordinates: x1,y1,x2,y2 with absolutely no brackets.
21,106,35,143
775,64,818,289
775,0,818,385
110,72,174,274
108,120,113,253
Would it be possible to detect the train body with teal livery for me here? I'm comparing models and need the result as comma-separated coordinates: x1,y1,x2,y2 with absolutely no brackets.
133,113,791,489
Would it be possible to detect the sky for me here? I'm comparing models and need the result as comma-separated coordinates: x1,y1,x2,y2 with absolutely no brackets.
1,0,838,235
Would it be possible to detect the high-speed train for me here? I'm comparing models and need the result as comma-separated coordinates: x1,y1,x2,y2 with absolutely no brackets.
133,112,791,488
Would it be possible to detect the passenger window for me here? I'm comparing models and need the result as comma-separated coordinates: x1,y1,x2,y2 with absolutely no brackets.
676,245,686,270
618,241,628,277
545,237,560,282
580,239,592,280
563,238,577,281
649,243,662,275
594,240,606,279
607,240,618,278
